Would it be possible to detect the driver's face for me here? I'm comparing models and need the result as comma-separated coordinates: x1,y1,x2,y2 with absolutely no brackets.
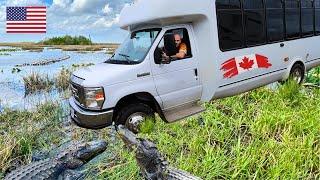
174,34,182,47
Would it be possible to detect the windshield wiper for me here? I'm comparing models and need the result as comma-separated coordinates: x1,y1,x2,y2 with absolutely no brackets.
105,59,139,65
118,53,131,60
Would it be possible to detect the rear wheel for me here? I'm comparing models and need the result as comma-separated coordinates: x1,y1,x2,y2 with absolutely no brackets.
115,103,155,133
289,64,305,85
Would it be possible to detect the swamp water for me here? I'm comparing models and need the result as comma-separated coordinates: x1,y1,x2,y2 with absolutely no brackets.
0,47,110,111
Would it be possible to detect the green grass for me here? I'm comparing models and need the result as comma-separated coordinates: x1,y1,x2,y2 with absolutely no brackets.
100,82,320,179
307,67,320,85
2,82,320,179
0,102,65,177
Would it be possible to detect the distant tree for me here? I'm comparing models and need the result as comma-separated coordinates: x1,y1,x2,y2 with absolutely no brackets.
39,35,93,45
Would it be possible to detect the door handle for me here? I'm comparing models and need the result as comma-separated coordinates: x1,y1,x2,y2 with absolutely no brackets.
194,69,198,77
280,43,285,48
137,72,150,78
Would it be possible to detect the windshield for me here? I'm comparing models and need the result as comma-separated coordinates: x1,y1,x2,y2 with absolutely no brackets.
106,28,161,65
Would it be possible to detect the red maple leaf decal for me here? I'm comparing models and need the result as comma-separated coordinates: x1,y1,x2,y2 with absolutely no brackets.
239,57,254,70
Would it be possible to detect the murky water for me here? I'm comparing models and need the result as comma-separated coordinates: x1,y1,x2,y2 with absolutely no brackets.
0,47,110,111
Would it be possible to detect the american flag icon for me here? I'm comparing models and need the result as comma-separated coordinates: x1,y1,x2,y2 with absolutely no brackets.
6,6,47,34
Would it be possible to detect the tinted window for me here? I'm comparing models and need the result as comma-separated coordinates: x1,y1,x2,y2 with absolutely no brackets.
266,0,282,8
243,0,266,45
301,0,314,36
266,0,284,42
285,0,300,39
216,0,243,50
216,0,241,9
244,0,263,9
316,0,320,34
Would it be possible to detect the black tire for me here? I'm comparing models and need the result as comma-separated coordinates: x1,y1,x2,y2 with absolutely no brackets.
115,103,155,133
289,63,305,85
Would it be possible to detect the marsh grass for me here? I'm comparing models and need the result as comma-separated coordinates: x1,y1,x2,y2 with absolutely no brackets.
55,68,72,91
23,72,54,93
55,63,95,90
96,82,320,179
22,63,95,93
0,103,65,177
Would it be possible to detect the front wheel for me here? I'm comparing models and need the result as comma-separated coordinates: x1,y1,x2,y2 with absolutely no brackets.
289,64,305,85
115,103,155,133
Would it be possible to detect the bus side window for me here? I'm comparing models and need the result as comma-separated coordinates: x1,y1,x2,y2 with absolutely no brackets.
243,0,266,46
266,0,285,42
301,0,314,37
315,0,320,34
216,0,243,50
285,0,300,39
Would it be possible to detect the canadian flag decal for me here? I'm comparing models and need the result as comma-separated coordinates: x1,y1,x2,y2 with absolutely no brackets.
221,54,272,78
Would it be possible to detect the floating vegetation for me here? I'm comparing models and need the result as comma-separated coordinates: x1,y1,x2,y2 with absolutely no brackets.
16,55,71,67
11,68,21,73
0,53,11,56
71,63,95,69
0,48,19,52
23,72,54,93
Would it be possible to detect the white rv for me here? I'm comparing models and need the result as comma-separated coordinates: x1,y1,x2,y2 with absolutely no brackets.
69,0,320,132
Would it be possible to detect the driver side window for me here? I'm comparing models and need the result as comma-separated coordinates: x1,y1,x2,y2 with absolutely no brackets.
154,28,192,64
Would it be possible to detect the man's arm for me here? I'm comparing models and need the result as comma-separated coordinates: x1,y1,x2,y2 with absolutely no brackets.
174,43,187,59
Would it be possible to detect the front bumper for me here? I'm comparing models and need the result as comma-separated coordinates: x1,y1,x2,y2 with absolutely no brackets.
69,98,113,129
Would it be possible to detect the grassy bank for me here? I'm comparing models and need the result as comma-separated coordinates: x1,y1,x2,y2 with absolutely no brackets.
1,82,320,179
99,82,320,179
0,103,65,177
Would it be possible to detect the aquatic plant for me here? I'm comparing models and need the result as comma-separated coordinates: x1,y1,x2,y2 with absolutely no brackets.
23,72,54,93
11,68,21,74
55,68,72,91
0,48,19,52
0,53,11,56
55,63,95,90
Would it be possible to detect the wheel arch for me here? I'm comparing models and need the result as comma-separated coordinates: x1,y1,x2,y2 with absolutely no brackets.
112,92,166,122
282,59,306,81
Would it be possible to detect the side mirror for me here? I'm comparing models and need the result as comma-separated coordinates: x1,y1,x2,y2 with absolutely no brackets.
154,47,172,65
154,47,162,64
164,33,176,56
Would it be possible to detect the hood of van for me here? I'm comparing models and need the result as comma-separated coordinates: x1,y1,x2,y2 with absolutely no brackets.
72,63,139,87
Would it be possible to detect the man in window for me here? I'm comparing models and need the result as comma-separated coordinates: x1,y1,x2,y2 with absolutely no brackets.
162,33,188,61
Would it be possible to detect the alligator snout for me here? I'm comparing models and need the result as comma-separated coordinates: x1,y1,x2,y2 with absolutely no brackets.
76,140,108,162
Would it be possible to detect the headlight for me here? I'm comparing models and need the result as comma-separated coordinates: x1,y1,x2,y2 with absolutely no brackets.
84,87,105,110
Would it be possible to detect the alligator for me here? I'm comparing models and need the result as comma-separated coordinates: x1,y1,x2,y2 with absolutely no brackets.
117,125,202,180
5,140,107,180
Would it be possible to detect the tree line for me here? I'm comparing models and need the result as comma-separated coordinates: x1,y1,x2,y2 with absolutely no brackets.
39,35,93,45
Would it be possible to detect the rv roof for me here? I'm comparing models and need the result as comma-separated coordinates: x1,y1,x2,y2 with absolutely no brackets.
119,0,212,30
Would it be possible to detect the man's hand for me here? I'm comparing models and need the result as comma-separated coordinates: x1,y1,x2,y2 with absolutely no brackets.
161,52,170,64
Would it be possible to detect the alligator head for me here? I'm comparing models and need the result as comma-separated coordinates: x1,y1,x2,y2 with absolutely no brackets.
59,140,108,169
117,125,168,180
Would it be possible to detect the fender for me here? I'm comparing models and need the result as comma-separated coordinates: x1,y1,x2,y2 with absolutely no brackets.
281,57,306,81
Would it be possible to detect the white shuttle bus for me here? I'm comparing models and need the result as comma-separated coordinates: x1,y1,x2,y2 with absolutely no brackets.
69,0,320,132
